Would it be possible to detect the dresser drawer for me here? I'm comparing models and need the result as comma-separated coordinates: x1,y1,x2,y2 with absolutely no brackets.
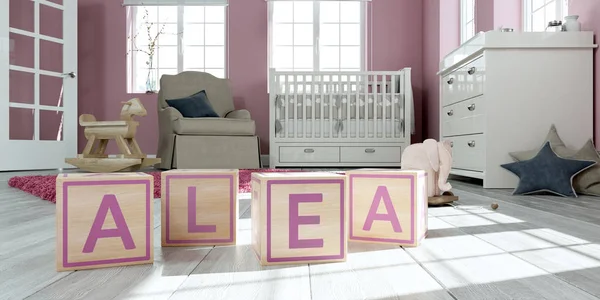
444,134,485,172
442,56,485,106
442,95,486,137
279,146,340,163
340,146,401,163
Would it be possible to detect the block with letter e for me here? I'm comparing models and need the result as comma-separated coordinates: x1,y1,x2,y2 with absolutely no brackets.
161,169,238,247
56,173,154,271
347,169,428,247
251,172,346,265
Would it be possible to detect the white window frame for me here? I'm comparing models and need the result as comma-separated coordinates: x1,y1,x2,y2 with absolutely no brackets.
126,5,228,93
267,1,367,77
460,0,475,44
523,0,568,32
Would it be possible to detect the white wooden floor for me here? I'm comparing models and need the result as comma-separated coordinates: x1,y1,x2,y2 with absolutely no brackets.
2,169,600,300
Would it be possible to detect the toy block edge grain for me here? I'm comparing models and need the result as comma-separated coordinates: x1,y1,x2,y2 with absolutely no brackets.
55,173,154,272
346,169,427,247
251,172,348,266
161,169,239,247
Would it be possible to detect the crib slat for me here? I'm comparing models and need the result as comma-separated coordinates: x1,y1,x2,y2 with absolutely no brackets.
301,75,306,138
371,75,377,138
355,74,360,138
391,74,396,138
382,76,387,139
329,76,333,138
284,75,288,138
320,77,324,139
346,75,351,138
364,74,369,139
311,75,315,139
294,75,298,139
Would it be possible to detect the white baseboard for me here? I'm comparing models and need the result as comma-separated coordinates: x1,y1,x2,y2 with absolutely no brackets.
261,155,270,168
108,154,157,158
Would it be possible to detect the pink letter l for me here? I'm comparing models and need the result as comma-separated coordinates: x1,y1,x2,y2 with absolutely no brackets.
188,186,217,233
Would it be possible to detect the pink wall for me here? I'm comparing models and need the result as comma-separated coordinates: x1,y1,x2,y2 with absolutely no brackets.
75,0,424,155
422,0,459,140
369,0,424,142
475,0,522,32
570,0,600,144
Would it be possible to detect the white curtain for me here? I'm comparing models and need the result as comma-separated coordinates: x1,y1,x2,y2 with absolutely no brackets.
122,0,228,6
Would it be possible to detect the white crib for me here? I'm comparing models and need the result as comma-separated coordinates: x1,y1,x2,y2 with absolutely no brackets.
269,68,414,168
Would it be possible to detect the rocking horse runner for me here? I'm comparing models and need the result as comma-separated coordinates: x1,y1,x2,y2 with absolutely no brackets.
65,98,161,172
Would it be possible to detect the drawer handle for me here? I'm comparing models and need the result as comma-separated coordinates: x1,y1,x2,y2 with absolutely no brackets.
304,148,315,153
450,141,454,147
467,104,476,111
468,67,477,75
467,140,476,147
365,148,376,153
447,110,454,116
447,78,454,84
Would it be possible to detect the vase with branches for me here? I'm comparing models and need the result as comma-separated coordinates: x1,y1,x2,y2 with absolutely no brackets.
127,6,181,94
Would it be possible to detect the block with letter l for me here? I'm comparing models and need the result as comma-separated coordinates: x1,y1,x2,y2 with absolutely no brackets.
56,173,154,271
161,169,238,247
251,172,346,265
347,169,428,247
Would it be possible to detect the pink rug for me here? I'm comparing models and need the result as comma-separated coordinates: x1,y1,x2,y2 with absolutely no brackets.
7,169,311,204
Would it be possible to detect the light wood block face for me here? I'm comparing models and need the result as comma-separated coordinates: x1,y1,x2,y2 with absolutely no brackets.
55,173,154,271
161,169,238,246
251,172,347,265
347,169,428,247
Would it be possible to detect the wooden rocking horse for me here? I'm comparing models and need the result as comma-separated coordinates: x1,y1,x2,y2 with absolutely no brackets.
65,98,161,172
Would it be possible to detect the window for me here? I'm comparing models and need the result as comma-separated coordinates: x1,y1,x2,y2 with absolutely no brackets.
268,1,365,73
127,6,227,93
460,0,475,44
523,0,568,32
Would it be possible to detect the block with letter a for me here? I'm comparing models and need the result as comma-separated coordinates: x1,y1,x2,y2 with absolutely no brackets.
347,169,428,247
161,169,238,247
251,172,346,265
55,173,154,271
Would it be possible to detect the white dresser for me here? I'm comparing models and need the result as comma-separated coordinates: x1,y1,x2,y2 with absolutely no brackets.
438,31,596,188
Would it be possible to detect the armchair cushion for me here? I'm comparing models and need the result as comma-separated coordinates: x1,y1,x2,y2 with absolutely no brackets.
165,90,219,118
225,109,251,119
173,117,256,136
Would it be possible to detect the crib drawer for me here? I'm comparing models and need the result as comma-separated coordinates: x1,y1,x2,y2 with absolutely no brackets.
441,95,486,136
340,146,402,163
279,146,340,163
444,134,485,172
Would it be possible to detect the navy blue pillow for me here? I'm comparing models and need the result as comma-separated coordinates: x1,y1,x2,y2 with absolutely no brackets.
165,90,220,118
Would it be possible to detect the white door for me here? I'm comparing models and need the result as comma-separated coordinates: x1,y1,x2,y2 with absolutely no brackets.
0,0,77,171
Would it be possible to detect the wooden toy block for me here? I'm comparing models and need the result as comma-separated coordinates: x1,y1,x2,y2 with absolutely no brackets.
251,172,346,266
347,169,428,247
161,169,238,246
56,172,154,271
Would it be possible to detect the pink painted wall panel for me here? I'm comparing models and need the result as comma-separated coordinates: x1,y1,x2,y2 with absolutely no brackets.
422,0,441,141
422,0,459,140
369,0,423,142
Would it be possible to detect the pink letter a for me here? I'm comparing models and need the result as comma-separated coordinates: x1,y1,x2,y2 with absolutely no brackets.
362,186,402,232
83,194,136,253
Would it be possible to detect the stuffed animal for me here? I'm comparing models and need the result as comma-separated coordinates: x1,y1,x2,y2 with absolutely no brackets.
401,139,453,198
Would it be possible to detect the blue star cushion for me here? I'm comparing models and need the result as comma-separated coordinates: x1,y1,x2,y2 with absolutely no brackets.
501,141,596,197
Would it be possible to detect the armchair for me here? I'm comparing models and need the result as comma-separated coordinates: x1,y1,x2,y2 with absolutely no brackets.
156,71,261,169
